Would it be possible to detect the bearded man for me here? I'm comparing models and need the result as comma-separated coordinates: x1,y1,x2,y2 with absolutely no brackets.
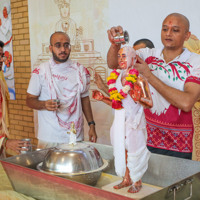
26,32,97,148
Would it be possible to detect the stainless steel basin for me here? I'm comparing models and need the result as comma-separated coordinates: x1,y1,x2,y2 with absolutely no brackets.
37,143,108,185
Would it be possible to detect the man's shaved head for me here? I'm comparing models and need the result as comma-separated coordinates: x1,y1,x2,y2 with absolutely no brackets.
163,13,190,32
50,31,70,45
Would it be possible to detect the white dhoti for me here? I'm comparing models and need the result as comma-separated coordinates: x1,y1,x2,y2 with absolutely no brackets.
110,109,126,177
110,73,150,183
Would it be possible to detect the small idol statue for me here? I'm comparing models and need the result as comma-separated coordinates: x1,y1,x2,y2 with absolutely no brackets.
93,46,152,193
68,122,77,145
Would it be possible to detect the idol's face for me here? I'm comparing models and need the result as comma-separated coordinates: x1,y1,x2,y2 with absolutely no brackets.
118,48,134,69
49,33,71,64
161,15,190,50
118,49,128,70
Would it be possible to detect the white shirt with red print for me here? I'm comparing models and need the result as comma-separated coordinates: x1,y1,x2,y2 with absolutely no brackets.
27,58,90,143
137,48,200,153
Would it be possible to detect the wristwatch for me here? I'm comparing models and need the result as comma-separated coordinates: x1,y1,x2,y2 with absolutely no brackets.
88,121,95,126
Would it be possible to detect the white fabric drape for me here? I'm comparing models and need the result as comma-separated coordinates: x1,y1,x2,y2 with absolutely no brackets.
110,72,150,183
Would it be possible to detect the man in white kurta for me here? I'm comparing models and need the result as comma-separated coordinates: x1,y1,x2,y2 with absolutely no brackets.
27,32,97,148
27,59,89,143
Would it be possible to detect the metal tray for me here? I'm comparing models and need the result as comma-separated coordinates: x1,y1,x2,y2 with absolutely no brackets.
1,142,200,200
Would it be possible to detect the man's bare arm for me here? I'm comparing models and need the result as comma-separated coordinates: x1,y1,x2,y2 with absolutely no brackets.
26,93,58,111
148,74,200,112
81,96,97,142
107,44,120,69
135,56,200,112
81,96,94,122
106,27,123,69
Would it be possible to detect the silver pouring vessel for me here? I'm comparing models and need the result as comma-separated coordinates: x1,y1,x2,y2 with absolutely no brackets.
113,30,129,44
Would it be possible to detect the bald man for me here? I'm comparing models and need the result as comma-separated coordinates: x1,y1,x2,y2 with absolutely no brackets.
26,31,97,148
107,13,200,160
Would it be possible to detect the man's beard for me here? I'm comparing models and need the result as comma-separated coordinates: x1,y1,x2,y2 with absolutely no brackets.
52,51,69,63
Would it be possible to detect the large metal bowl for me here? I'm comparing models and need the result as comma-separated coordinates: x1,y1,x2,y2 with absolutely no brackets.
37,143,108,185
